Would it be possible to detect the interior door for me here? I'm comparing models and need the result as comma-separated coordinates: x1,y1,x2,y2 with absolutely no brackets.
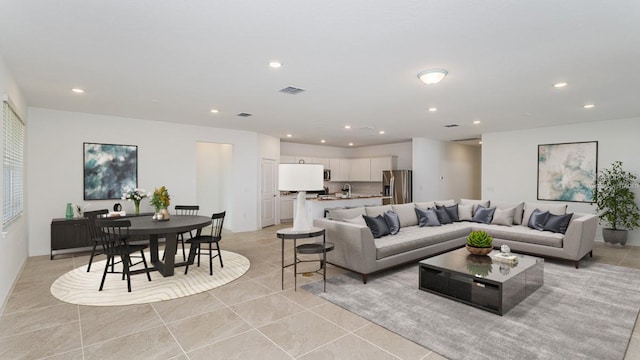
261,158,276,227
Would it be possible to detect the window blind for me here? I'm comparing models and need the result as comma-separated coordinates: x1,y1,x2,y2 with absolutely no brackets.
3,99,24,226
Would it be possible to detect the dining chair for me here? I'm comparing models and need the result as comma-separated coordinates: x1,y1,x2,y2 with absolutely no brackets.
84,209,109,272
162,205,200,261
184,211,225,275
95,219,152,292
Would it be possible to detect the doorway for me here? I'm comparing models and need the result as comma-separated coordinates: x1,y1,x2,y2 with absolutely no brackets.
196,142,233,223
261,158,276,227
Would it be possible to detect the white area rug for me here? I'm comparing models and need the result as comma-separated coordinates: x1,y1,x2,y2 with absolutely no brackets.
50,250,250,306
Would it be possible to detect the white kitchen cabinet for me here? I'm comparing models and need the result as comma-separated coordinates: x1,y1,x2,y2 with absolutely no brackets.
329,158,349,181
280,198,294,221
370,156,398,181
349,158,371,181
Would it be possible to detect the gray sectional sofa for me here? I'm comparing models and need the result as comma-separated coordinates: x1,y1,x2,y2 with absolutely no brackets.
313,199,598,283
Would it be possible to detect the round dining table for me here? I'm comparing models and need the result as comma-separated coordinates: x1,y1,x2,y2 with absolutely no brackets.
127,215,211,277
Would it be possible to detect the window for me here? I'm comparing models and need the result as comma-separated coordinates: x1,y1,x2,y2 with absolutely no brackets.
3,98,24,226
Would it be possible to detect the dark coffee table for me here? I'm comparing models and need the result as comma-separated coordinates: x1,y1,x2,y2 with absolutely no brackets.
418,247,544,315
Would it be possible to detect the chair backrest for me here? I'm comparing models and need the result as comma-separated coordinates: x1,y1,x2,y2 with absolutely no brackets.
95,219,131,254
175,205,199,216
84,209,109,239
209,211,226,240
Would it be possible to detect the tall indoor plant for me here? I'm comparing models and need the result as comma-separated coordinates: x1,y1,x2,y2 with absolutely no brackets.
593,161,640,245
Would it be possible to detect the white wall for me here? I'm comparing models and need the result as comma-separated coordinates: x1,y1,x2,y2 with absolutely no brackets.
0,55,28,311
196,142,233,220
412,138,481,202
482,118,640,245
27,108,261,256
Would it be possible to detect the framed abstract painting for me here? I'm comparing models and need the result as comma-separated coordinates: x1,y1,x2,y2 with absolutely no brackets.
83,142,138,200
537,141,598,202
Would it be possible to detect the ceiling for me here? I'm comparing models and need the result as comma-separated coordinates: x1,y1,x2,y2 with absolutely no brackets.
1,1,639,147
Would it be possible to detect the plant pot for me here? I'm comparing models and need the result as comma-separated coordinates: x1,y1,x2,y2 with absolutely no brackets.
603,228,628,246
465,244,493,255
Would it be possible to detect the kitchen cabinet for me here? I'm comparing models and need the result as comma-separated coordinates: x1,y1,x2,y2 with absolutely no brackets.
280,198,294,221
349,158,371,181
329,158,350,181
370,156,398,181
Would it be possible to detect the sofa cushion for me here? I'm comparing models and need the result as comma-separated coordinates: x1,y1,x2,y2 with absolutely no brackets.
458,204,473,221
544,213,573,234
460,199,490,215
344,215,366,225
392,203,418,227
434,207,453,224
363,215,391,238
493,201,525,225
435,199,456,207
415,201,435,210
522,202,567,226
528,209,550,231
415,207,441,227
365,205,393,218
384,210,401,235
475,224,564,248
375,223,471,259
472,205,496,224
491,207,515,226
327,206,365,221
442,204,459,222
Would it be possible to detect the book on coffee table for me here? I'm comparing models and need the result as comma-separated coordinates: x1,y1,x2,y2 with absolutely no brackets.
492,252,518,265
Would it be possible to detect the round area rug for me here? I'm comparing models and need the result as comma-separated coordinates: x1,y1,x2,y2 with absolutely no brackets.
50,250,250,306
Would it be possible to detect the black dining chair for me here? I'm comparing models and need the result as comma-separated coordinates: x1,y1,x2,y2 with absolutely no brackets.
95,219,152,292
84,209,109,272
163,205,199,261
184,211,225,275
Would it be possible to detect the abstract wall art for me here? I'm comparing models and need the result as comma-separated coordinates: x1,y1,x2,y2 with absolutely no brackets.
83,143,138,200
537,141,598,202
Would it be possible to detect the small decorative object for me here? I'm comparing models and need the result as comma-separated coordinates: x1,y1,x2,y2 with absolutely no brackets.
74,203,89,218
122,187,150,216
113,203,122,212
150,186,171,220
65,203,74,219
466,230,493,255
500,244,511,255
593,161,640,246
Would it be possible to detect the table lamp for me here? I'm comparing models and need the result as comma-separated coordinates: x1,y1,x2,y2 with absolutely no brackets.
278,162,324,231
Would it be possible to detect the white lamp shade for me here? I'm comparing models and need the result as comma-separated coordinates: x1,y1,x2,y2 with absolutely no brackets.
278,163,324,191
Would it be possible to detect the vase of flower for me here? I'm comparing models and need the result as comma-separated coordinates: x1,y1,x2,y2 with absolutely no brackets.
122,187,150,216
150,186,171,220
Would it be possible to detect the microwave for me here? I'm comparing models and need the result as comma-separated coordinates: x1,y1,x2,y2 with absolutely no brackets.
323,169,331,181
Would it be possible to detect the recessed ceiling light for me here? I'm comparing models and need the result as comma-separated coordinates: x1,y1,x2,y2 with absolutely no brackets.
583,104,595,109
479,141,483,145
428,107,438,112
473,120,481,125
417,69,448,84
286,133,292,138
269,61,282,68
348,142,354,146
344,125,351,129
553,82,568,88
379,130,385,134
71,88,84,94
321,139,326,143
210,109,219,113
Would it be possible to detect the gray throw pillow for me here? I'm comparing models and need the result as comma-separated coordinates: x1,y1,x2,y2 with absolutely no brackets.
528,209,550,231
472,205,496,224
442,204,459,222
363,215,391,238
491,207,515,226
543,213,573,234
415,207,441,227
434,206,453,224
383,210,401,235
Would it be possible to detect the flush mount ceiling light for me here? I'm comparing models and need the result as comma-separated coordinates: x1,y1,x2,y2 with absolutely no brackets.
344,125,351,129
417,69,448,84
71,88,85,94
379,130,385,134
321,139,326,143
269,61,282,68
553,82,568,88
428,107,438,112
473,120,481,125
583,104,595,109
210,109,219,113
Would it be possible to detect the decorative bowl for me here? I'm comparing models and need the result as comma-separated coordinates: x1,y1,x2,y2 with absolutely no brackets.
465,244,492,256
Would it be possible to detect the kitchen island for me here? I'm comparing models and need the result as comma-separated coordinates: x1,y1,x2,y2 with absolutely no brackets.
297,195,385,221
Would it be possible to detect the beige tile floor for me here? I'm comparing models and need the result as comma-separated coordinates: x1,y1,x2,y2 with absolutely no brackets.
1,225,639,360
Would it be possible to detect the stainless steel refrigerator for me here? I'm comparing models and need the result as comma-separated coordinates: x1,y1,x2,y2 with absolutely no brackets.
382,170,412,205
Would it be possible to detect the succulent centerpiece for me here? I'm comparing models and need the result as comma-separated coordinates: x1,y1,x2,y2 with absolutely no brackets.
466,230,494,255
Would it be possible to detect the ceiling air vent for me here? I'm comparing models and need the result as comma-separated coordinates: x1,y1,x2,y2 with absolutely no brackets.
444,124,460,128
279,86,306,95
237,113,252,117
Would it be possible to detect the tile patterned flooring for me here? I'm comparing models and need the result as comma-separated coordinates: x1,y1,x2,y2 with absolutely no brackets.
1,225,639,359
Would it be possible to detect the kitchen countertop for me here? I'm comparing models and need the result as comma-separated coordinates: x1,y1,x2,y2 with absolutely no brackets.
312,195,384,201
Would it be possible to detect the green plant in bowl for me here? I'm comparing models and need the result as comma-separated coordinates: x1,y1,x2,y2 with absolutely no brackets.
466,230,493,255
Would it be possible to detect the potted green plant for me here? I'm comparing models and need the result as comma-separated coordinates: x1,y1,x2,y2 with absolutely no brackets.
593,161,640,245
466,230,493,255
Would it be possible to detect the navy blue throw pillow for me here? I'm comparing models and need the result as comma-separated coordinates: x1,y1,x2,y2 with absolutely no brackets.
528,209,550,231
434,206,453,224
415,207,441,227
472,205,496,224
363,214,391,238
543,213,573,234
383,210,401,235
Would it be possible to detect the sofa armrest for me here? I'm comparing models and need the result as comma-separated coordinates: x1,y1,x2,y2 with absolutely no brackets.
562,213,597,260
313,218,377,274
